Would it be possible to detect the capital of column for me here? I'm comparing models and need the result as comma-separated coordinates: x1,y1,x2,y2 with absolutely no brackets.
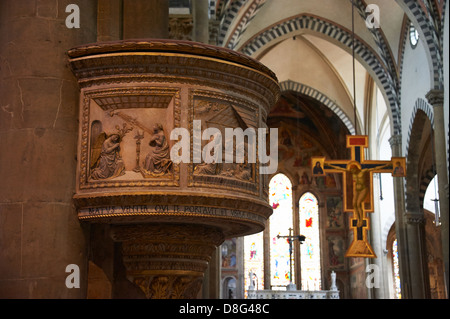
426,89,444,107
389,134,402,148
404,213,425,225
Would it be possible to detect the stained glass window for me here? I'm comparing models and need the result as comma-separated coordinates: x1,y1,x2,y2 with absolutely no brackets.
269,173,293,288
244,231,264,297
299,192,321,290
392,239,401,299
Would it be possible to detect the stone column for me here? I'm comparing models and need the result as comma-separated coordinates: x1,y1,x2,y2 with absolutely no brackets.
123,0,169,39
0,0,97,298
390,135,429,298
426,89,449,295
97,0,122,42
370,174,387,299
192,0,210,43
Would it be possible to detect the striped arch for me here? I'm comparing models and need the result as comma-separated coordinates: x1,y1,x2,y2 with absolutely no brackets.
397,0,444,90
419,168,437,209
382,213,396,252
280,80,356,135
209,0,217,19
237,13,401,136
218,0,246,45
225,0,268,49
397,16,411,107
405,98,434,158
405,98,435,215
352,0,399,90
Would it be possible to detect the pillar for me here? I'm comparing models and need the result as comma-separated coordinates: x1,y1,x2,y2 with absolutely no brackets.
0,0,97,298
97,0,122,42
426,89,449,296
192,0,210,43
123,0,169,39
370,174,387,299
202,247,221,299
390,135,429,298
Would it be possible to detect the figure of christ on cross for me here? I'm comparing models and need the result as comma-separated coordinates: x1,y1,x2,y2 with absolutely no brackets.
311,135,406,258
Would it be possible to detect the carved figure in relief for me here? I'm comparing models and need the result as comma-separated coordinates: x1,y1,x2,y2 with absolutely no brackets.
194,134,219,176
235,162,252,181
90,133,125,180
142,123,173,177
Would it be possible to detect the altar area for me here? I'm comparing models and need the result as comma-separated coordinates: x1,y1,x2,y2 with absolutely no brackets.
247,272,340,299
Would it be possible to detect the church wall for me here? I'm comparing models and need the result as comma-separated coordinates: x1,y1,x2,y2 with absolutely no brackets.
399,26,433,157
0,0,97,298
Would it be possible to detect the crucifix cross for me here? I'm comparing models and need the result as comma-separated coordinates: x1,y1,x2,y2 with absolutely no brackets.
277,228,305,284
312,135,406,258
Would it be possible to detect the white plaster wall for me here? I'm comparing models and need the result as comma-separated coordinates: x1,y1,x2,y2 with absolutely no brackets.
368,0,405,63
399,29,432,156
259,37,357,126
302,34,367,131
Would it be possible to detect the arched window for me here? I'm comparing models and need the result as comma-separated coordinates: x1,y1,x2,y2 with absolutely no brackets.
244,231,264,296
269,173,293,288
299,192,321,290
409,22,419,48
392,239,401,299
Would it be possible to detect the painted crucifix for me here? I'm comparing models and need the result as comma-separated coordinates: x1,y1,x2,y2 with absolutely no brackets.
311,135,406,258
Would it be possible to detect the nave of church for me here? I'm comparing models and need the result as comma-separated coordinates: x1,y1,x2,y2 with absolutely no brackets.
0,0,448,301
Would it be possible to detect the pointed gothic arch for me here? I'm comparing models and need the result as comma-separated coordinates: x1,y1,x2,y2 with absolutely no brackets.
405,105,434,214
279,80,356,135
406,98,435,158
396,0,445,90
298,191,322,290
237,13,401,136
268,172,294,288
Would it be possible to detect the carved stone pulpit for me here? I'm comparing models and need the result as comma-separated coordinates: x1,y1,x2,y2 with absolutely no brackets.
68,40,280,298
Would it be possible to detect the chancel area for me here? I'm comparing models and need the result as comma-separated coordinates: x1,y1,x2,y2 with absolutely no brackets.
0,0,448,300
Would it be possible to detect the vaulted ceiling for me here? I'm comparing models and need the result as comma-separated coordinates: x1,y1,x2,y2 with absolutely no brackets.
211,0,445,137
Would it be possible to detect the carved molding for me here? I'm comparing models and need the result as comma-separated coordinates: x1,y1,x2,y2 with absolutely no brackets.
169,15,193,41
111,223,225,244
68,41,280,112
405,215,426,225
426,89,444,106
389,134,403,148
78,87,181,190
67,39,278,81
133,275,203,299
111,223,224,299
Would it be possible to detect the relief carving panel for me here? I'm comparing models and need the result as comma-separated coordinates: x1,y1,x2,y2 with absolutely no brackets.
78,87,181,190
188,89,260,196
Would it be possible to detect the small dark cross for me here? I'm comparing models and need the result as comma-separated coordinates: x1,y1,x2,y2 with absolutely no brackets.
277,228,306,284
